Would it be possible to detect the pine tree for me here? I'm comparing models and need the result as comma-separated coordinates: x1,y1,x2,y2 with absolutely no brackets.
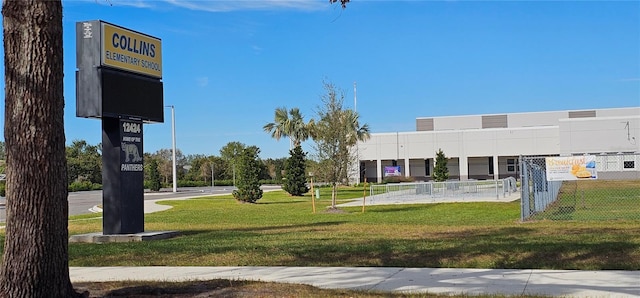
432,148,449,182
232,146,263,203
148,159,162,191
283,145,309,196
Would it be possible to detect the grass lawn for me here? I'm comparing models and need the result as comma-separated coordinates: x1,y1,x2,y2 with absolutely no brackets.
532,180,640,221
48,186,640,270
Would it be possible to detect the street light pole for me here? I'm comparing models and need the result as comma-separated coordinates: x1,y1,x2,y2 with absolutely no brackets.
165,105,177,193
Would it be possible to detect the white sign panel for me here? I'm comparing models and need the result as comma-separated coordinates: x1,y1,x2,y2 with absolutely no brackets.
545,156,597,181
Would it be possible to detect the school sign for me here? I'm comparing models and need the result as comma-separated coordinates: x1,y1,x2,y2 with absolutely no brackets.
76,20,164,235
101,22,162,78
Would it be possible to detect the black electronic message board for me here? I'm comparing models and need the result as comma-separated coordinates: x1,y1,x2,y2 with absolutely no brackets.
101,68,164,122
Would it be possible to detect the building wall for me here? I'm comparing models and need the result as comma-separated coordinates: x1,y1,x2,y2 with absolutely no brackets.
559,115,640,155
358,107,640,182
358,127,560,162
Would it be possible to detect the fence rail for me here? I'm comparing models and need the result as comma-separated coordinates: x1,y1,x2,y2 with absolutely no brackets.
369,178,517,203
520,154,640,221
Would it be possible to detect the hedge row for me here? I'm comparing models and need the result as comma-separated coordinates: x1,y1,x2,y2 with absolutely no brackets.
0,179,285,197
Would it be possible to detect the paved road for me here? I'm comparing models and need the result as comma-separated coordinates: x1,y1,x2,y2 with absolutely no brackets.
0,185,281,223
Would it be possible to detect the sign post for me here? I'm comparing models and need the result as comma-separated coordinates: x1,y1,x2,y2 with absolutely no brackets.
102,118,145,234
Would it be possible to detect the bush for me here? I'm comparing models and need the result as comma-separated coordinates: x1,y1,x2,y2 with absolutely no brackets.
68,180,95,192
282,146,309,196
433,148,449,182
0,180,5,197
213,179,234,187
177,180,210,187
147,158,162,191
259,179,279,185
232,146,263,203
382,176,415,184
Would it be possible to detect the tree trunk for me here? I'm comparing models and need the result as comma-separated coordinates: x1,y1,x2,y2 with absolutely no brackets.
0,1,82,296
331,184,337,208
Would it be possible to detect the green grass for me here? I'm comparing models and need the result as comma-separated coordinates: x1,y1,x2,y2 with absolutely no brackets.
50,186,640,270
532,180,640,221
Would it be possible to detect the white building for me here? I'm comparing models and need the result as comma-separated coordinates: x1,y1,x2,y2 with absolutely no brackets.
356,107,640,183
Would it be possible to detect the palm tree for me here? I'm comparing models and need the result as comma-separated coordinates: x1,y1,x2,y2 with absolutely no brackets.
343,109,370,146
263,107,310,148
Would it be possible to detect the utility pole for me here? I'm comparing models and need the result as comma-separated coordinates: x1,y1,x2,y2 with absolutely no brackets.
166,105,177,193
354,81,360,184
354,81,357,112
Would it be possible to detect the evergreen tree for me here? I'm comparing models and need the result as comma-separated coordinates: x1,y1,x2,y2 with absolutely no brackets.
147,159,162,191
66,140,101,184
283,145,309,196
432,148,449,182
232,146,263,203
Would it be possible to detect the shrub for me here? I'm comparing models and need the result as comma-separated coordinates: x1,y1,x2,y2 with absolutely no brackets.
432,148,449,182
68,180,94,192
282,146,309,196
383,176,415,184
147,158,162,191
232,146,263,203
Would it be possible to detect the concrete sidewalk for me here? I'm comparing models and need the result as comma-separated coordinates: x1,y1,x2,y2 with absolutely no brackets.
69,266,640,297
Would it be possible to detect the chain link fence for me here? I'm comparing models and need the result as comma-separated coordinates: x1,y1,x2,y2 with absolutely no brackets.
520,154,640,221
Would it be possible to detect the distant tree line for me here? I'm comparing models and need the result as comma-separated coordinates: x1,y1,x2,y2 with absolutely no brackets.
0,140,295,195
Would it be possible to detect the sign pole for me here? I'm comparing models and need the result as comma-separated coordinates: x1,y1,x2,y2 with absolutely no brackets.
362,177,367,213
310,172,316,214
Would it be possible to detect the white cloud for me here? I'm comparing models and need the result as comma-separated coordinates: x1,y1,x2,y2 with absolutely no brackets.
196,76,209,87
251,44,264,54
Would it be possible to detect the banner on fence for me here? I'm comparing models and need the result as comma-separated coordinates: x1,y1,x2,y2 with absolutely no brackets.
545,155,597,181
384,166,402,177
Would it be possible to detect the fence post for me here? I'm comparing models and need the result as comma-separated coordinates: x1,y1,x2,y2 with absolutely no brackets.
520,157,528,221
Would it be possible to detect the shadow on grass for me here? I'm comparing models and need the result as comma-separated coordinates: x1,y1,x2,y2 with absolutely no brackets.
358,204,439,213
95,280,253,297
68,224,640,271
190,226,636,270
257,199,309,205
177,221,350,237
278,226,640,270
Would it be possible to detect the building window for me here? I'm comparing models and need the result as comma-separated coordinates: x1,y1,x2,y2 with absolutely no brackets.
488,157,494,175
624,161,635,169
392,160,397,167
507,158,516,173
425,159,430,176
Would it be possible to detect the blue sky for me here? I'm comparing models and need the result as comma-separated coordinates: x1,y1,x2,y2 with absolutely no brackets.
2,0,639,159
